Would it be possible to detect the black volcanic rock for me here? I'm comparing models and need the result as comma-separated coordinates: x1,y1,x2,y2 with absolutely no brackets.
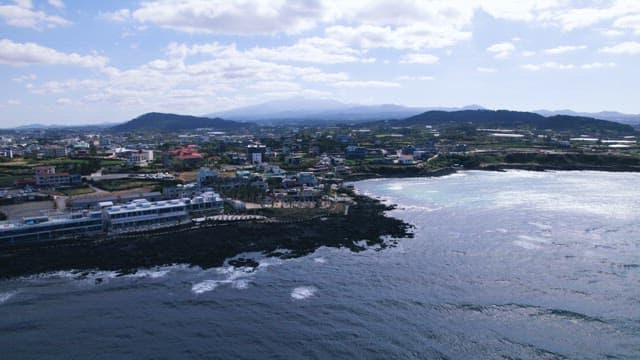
110,112,251,132
0,195,412,278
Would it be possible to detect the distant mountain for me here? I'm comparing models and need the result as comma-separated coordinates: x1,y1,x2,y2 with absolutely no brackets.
9,122,120,130
376,110,635,134
12,123,53,129
534,109,640,126
209,98,352,121
205,97,486,123
110,112,250,132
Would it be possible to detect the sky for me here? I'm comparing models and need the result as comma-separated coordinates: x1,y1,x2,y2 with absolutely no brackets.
1,0,640,127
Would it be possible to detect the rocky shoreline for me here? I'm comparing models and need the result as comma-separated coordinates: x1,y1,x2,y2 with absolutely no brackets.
0,194,413,279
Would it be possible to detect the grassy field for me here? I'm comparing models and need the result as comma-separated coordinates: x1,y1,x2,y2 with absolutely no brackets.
0,175,22,188
57,186,96,196
92,179,160,192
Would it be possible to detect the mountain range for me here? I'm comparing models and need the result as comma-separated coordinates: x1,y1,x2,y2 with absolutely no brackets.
384,110,634,134
205,98,485,124
104,109,635,136
205,98,640,126
5,98,640,130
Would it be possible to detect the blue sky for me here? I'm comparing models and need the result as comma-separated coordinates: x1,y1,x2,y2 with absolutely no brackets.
1,0,640,126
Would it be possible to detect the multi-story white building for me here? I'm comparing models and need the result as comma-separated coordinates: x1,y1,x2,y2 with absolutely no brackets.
0,191,224,244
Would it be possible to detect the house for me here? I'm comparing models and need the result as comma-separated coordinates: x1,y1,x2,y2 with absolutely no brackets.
34,166,81,187
42,145,68,158
285,154,303,165
297,172,318,186
398,155,416,165
163,145,204,170
197,167,218,187
127,150,154,167
247,144,267,165
0,148,13,159
260,164,287,177
345,145,367,160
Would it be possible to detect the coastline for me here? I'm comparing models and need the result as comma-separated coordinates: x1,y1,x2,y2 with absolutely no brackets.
0,194,412,279
344,160,640,182
2,161,639,279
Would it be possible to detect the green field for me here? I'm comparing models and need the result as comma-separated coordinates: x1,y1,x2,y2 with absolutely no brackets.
58,186,96,196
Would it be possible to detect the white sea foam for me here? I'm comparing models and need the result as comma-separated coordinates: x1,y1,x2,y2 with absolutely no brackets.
387,183,404,191
313,257,327,264
128,269,170,279
192,266,256,294
529,222,553,230
232,279,250,289
517,235,550,244
191,280,220,294
401,205,442,212
258,257,284,269
291,286,317,300
513,234,551,250
513,240,542,250
0,291,18,305
25,270,120,285
127,264,193,278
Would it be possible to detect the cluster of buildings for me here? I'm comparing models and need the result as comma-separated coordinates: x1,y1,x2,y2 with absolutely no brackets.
0,133,95,160
0,190,223,245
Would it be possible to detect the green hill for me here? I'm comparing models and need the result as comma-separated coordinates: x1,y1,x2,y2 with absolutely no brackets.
383,110,635,134
111,112,251,132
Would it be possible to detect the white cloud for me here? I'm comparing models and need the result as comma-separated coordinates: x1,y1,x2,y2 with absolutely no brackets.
581,62,616,69
399,53,439,64
130,0,324,35
599,41,640,54
56,98,72,105
534,1,640,31
478,0,565,22
478,0,640,34
476,67,497,72
601,29,625,36
7,99,21,105
0,39,108,68
331,80,401,88
12,73,37,82
166,39,372,64
0,0,70,29
613,14,640,34
26,44,383,112
101,9,131,22
396,75,435,81
522,61,616,71
326,23,471,50
113,1,474,50
521,50,536,57
48,0,64,9
92,0,640,45
522,62,574,71
543,45,587,54
487,42,515,59
247,81,302,92
245,37,373,64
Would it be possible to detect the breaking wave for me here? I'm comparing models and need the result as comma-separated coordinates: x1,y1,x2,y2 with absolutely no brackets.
291,286,317,300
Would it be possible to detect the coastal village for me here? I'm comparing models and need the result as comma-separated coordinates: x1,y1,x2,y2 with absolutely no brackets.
0,110,639,245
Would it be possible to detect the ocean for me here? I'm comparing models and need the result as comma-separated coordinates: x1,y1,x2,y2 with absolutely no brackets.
1,170,639,359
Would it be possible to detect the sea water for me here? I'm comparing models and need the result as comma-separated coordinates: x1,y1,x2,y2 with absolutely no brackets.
1,170,639,359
